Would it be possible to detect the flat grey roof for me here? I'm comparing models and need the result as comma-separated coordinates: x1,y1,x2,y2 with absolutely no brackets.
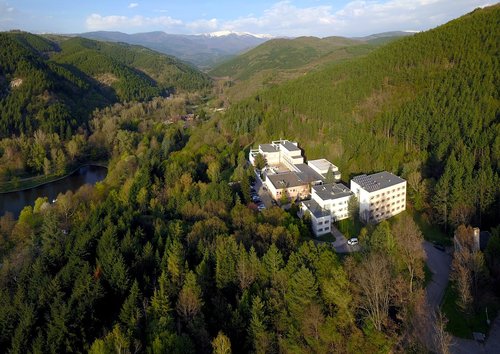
352,171,405,192
313,183,353,201
280,140,301,152
295,164,325,183
267,172,307,189
302,199,330,218
260,143,278,153
308,159,338,171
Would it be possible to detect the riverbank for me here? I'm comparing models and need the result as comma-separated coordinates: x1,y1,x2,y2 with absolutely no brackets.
0,161,108,194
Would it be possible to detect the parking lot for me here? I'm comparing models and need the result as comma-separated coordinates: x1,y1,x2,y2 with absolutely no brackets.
251,171,274,210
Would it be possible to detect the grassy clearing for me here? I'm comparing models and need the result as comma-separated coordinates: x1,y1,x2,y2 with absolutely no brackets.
409,209,452,246
441,281,499,338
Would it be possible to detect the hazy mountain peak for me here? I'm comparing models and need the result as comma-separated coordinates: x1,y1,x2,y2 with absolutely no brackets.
203,30,274,39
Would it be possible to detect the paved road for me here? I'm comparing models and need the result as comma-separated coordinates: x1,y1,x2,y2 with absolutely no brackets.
451,316,500,354
253,171,273,208
423,241,500,354
327,225,359,253
424,241,452,310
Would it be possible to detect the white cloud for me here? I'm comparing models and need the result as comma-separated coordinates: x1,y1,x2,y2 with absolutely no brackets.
128,3,139,9
186,18,218,32
0,1,14,25
215,0,491,37
85,0,491,36
86,13,182,31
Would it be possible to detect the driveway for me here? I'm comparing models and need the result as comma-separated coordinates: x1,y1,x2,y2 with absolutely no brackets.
423,241,500,354
451,316,500,354
330,225,359,253
424,241,452,310
253,171,273,208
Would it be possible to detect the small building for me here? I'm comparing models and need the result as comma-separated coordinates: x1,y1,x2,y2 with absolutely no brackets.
249,140,303,168
265,163,324,202
311,183,353,222
350,171,406,223
266,172,310,201
307,159,341,181
300,200,332,236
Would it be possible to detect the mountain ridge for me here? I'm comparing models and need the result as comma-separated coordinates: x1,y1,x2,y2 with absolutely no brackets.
77,30,270,69
0,31,210,138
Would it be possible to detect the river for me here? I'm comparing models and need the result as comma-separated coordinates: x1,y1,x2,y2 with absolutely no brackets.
0,165,107,219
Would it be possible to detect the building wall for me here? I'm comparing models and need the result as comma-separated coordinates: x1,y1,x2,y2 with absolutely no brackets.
274,184,309,201
351,180,406,223
312,192,351,222
300,203,332,236
260,150,280,165
311,214,331,236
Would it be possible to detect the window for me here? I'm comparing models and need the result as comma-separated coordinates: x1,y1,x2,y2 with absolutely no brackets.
318,228,323,232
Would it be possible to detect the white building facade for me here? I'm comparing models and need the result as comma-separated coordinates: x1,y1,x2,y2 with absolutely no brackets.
249,140,304,167
311,183,353,222
350,172,406,223
300,200,332,236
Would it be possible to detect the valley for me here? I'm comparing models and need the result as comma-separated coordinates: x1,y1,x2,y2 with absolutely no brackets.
0,4,498,354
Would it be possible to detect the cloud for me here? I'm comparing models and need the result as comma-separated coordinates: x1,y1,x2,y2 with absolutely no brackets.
85,0,491,36
186,18,218,32
128,3,138,9
215,0,490,37
86,13,182,31
0,1,14,25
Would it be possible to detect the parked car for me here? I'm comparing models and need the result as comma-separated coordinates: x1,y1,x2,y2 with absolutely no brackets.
252,196,261,202
347,238,359,246
258,204,266,211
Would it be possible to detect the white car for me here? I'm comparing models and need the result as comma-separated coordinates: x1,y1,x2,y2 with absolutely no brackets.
347,238,358,246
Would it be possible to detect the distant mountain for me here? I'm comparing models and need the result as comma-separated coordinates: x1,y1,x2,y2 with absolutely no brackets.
0,31,210,137
353,31,416,44
209,36,383,102
78,31,270,69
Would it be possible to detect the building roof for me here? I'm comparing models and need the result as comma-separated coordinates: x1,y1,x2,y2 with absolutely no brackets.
313,183,353,201
308,159,338,172
302,199,330,218
352,171,405,192
280,140,301,152
295,164,325,183
267,172,307,189
259,143,278,153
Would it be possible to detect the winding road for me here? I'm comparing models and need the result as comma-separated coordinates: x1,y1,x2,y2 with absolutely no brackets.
423,241,500,354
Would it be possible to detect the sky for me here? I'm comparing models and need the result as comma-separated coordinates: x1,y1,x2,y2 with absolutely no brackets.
0,0,493,37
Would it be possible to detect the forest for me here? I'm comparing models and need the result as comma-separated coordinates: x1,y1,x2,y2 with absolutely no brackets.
220,5,500,232
0,4,499,354
0,95,435,353
0,32,210,139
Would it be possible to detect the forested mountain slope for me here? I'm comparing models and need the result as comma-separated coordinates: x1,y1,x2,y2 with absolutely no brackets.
222,5,500,228
0,32,210,138
79,31,269,69
210,36,363,80
209,36,383,102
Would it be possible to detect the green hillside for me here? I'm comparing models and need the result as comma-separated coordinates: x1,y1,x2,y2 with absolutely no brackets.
209,36,382,102
0,32,211,138
210,36,364,80
222,5,500,228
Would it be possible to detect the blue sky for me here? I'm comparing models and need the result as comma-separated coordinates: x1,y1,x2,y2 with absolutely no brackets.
0,1,492,37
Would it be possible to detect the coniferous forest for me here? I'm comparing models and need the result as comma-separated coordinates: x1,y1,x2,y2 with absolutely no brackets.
0,4,499,354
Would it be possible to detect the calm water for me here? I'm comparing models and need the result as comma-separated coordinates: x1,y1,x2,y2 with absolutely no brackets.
0,165,107,219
